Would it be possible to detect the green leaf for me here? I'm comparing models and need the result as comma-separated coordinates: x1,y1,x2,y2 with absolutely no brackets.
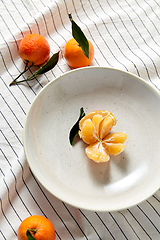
69,14,89,58
35,51,59,76
26,230,37,240
69,107,85,145
9,51,59,85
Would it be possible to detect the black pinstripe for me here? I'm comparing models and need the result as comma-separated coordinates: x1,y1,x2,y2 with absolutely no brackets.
95,212,116,239
0,195,17,236
127,209,152,239
118,211,141,240
1,1,160,239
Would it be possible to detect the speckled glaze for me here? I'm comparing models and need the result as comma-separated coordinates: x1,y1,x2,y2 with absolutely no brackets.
23,67,160,211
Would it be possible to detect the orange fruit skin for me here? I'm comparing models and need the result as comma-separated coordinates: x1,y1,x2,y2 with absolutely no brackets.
17,215,56,240
64,38,94,68
19,34,50,65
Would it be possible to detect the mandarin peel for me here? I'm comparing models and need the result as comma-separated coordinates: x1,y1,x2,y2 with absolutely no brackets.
17,215,56,240
78,110,127,163
19,34,50,66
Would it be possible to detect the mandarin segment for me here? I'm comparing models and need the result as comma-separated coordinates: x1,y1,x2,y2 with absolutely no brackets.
99,114,116,139
103,142,125,155
79,110,110,129
79,119,97,144
92,114,103,136
103,132,127,143
78,110,127,163
85,142,110,163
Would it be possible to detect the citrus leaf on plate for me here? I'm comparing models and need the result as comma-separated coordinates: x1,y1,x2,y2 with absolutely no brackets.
69,107,85,145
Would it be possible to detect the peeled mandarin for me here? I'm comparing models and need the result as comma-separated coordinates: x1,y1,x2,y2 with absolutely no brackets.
78,110,127,163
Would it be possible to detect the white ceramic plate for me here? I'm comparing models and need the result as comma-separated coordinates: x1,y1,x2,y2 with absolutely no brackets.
23,67,160,212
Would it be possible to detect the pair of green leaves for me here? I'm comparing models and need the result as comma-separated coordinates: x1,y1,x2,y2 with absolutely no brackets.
69,107,85,145
69,16,89,145
9,14,89,86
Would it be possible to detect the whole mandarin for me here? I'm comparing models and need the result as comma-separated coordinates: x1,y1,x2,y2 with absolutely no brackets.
19,34,50,66
17,215,56,240
64,38,94,68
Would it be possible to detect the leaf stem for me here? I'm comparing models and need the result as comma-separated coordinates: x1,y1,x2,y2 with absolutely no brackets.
9,51,59,86
9,61,34,86
27,228,37,234
24,60,29,71
68,13,73,21
26,229,37,240
9,75,37,84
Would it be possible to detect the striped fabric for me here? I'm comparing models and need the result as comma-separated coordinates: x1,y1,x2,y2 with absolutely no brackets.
1,0,160,239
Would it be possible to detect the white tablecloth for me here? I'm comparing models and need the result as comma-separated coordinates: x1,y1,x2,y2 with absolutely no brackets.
1,0,160,239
